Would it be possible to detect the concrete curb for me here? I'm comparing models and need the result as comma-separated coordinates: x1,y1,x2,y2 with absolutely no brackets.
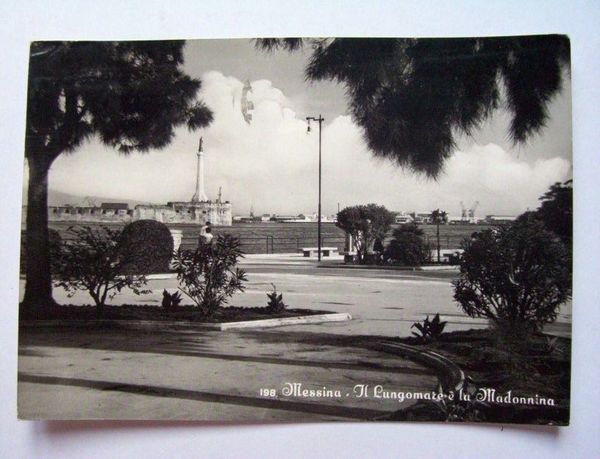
19,313,352,331
81,265,459,279
145,273,177,280
373,341,465,393
418,266,460,272
215,312,352,330
317,264,418,271
316,264,459,272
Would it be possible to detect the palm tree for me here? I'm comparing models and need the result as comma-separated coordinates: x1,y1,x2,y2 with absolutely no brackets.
430,209,448,263
22,41,213,313
256,36,570,177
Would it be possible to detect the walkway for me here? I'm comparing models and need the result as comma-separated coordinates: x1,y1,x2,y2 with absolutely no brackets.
18,325,438,421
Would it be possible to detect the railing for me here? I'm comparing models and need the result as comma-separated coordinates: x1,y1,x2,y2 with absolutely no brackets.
43,221,473,254
181,234,345,254
423,234,456,250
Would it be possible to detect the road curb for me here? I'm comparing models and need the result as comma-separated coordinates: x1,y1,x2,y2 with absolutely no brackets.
215,312,352,330
316,264,459,272
145,273,177,280
373,341,465,393
418,266,460,272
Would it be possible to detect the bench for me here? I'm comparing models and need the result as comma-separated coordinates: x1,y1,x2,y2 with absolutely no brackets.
342,250,357,263
300,247,338,257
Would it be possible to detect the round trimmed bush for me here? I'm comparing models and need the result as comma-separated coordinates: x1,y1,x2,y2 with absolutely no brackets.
119,220,174,274
20,228,62,274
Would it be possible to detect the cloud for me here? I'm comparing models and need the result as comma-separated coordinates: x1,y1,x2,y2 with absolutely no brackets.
39,71,571,218
313,116,571,217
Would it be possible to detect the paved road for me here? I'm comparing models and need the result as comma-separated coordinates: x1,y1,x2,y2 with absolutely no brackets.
235,260,570,337
17,255,571,420
39,254,568,338
22,254,571,337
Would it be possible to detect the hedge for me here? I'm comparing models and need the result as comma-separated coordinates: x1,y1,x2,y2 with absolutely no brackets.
119,220,174,274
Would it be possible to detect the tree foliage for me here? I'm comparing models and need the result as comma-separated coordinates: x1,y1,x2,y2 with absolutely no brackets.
22,40,213,311
171,234,247,317
430,209,448,225
256,36,569,177
53,226,150,311
384,223,431,266
26,41,212,159
536,179,572,246
515,180,572,275
453,218,571,333
336,204,395,264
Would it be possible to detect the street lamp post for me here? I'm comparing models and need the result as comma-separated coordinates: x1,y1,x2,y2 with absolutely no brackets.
306,115,324,261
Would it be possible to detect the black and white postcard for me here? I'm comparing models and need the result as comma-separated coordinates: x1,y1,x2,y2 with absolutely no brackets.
18,36,572,424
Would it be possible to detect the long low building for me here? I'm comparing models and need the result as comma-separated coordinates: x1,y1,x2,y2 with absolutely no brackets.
41,200,233,226
484,215,518,224
38,137,233,226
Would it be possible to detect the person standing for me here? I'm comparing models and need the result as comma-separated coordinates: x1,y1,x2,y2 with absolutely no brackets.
203,226,214,244
198,221,213,245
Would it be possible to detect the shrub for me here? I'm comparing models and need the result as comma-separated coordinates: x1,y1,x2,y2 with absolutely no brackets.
425,379,488,422
119,220,174,274
266,283,286,314
161,289,183,310
384,223,431,266
411,313,447,343
53,226,149,312
389,378,488,422
20,228,62,274
171,234,247,317
453,217,571,334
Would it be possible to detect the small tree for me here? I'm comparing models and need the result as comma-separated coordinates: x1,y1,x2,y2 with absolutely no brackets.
384,223,431,266
336,204,395,264
171,234,247,317
53,226,149,313
453,217,571,335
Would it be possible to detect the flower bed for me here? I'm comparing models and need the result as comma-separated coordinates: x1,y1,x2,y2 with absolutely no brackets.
19,304,333,323
387,329,571,424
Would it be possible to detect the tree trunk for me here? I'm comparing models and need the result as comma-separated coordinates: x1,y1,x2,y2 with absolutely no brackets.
436,223,441,263
21,156,57,313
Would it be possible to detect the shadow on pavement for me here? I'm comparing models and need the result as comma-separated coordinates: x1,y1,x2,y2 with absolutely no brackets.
19,373,388,420
19,326,434,376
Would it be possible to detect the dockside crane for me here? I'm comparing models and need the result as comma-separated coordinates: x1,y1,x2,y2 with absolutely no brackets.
468,201,480,223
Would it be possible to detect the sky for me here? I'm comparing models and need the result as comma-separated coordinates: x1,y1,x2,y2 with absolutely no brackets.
35,38,572,218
